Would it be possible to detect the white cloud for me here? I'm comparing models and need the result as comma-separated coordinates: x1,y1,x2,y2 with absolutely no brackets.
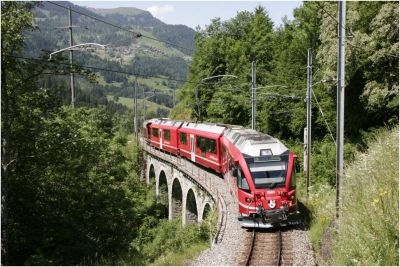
147,5,175,18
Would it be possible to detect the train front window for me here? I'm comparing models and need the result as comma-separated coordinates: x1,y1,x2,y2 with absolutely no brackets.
245,155,288,189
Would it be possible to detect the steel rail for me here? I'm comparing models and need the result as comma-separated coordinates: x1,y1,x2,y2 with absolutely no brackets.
245,229,256,266
277,230,282,266
244,229,283,266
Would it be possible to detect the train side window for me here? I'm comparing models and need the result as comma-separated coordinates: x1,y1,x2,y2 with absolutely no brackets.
290,167,296,189
196,136,216,155
235,165,250,192
180,132,187,144
196,136,206,156
152,128,159,137
207,139,217,154
164,129,171,140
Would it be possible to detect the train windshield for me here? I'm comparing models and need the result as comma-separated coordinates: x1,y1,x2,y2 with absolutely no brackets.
245,155,288,189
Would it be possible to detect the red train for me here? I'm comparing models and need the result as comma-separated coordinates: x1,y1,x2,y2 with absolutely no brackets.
143,118,299,228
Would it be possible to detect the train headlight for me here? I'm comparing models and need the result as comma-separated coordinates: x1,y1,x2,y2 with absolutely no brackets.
260,149,273,156
268,199,276,209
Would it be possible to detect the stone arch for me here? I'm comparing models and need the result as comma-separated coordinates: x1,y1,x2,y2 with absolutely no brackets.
171,178,183,220
158,170,168,218
149,164,156,185
185,189,198,224
202,203,211,221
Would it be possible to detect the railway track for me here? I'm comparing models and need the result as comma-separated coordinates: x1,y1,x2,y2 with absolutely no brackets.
237,228,294,266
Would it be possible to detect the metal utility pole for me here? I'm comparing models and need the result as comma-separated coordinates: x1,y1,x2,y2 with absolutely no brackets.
306,48,313,196
251,61,256,130
134,77,138,138
195,86,200,120
173,88,176,108
68,6,75,108
303,127,308,169
336,1,346,219
142,87,145,123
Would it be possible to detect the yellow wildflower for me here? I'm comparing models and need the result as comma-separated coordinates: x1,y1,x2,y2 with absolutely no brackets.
372,198,379,206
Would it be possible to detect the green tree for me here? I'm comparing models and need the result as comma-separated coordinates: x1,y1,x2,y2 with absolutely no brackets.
317,1,398,137
8,107,144,265
173,6,274,126
1,2,38,263
361,2,398,116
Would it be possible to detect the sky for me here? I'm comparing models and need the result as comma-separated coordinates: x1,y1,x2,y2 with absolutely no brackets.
71,1,303,30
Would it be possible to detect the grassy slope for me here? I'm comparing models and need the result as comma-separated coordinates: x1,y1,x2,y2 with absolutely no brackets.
127,76,174,94
333,128,399,265
107,95,170,113
299,127,399,265
87,7,145,16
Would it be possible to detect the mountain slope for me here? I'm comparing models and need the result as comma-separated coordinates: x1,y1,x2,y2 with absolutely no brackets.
25,1,195,115
87,6,196,54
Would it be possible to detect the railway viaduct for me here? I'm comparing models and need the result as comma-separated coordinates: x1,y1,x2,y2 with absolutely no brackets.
141,140,229,236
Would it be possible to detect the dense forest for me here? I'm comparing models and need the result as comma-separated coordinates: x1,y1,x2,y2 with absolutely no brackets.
1,1,398,266
172,1,398,184
174,2,398,138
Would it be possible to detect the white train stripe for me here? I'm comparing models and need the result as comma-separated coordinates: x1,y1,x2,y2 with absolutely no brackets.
180,148,220,166
151,140,160,145
180,148,191,154
161,143,177,149
150,142,220,167
239,201,257,210
151,140,177,150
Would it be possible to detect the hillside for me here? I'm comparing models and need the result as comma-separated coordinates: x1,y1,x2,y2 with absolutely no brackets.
87,6,196,55
25,1,196,116
87,7,146,17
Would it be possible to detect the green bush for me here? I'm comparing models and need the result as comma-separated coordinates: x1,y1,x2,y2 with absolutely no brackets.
333,128,399,265
114,218,212,266
311,137,358,186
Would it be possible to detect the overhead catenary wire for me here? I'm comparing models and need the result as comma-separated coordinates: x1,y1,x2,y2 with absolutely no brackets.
200,80,250,86
200,99,296,114
6,54,308,112
311,89,336,145
5,54,263,91
256,92,303,99
47,1,195,53
4,54,191,84
195,86,305,100
196,86,249,92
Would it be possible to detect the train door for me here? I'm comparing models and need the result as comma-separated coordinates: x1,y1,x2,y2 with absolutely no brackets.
159,129,163,149
190,134,195,162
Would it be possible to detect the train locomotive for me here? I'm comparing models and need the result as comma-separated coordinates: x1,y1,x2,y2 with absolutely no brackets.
143,118,298,228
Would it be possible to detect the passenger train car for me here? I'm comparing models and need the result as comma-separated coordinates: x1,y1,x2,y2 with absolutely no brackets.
143,118,298,228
